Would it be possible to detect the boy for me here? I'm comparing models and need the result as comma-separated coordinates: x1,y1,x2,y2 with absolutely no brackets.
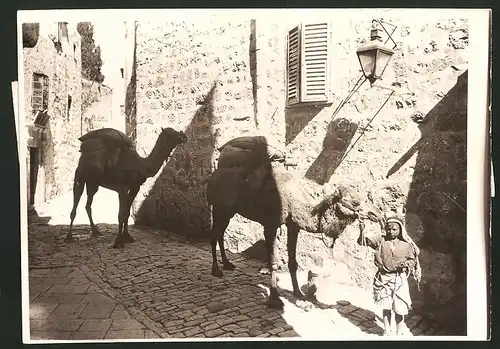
371,215,422,336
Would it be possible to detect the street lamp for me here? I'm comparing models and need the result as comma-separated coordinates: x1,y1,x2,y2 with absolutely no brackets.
336,19,414,165
356,20,395,85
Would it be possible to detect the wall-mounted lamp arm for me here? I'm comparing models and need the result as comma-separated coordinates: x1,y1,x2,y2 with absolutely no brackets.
371,82,396,92
337,90,394,165
370,81,412,97
378,19,397,30
376,18,398,50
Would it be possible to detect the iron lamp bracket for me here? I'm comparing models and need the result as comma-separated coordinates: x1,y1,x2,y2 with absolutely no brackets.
370,81,413,97
374,18,398,50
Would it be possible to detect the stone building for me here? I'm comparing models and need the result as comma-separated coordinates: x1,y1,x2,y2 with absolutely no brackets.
22,22,84,206
124,12,467,334
22,22,116,208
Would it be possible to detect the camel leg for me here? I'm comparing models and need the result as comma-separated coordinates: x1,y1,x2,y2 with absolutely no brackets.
219,235,235,270
85,182,100,237
122,187,139,243
287,223,305,299
112,192,127,249
264,225,284,309
211,207,231,277
65,179,85,242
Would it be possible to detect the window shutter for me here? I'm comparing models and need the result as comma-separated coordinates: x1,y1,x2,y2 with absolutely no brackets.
32,73,49,114
286,26,301,105
299,22,332,103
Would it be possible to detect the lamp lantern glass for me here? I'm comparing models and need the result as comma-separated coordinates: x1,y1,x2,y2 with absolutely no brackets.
356,23,394,84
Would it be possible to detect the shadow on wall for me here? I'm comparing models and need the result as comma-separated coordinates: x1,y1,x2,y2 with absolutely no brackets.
134,83,217,238
305,117,359,185
28,146,40,205
285,105,324,145
125,22,138,146
388,70,468,335
41,121,55,202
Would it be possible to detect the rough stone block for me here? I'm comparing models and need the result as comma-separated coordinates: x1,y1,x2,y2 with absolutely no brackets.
105,329,145,339
31,330,72,340
80,293,117,304
79,319,113,332
46,284,90,294
205,328,225,337
49,303,86,319
30,318,83,332
110,318,146,330
69,330,108,340
78,303,116,319
30,303,58,319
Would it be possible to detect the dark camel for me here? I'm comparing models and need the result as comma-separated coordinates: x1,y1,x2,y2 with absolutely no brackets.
207,157,379,309
65,127,187,248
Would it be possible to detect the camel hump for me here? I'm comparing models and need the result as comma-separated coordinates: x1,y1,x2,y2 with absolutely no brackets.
218,136,268,152
217,136,285,169
78,128,133,148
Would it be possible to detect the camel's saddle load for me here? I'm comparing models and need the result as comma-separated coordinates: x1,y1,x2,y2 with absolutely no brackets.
208,136,293,209
216,136,287,189
78,128,134,172
217,136,286,169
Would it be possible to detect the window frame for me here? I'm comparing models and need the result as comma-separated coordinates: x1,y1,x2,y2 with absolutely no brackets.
285,21,334,108
32,73,49,115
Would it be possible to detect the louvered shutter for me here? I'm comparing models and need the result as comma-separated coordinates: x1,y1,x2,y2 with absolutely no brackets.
286,26,301,105
299,22,332,103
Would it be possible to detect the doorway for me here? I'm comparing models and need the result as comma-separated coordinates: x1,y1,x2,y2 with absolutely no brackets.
29,147,40,206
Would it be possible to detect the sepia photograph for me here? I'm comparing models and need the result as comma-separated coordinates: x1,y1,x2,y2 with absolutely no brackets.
17,8,490,343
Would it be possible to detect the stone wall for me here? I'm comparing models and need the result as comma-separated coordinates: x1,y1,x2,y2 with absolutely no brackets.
130,12,468,334
23,22,83,203
405,70,467,335
81,78,113,133
132,17,260,234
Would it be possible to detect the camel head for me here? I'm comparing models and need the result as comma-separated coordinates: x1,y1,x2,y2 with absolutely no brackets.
311,184,366,238
156,127,188,163
309,184,386,241
159,127,187,147
355,205,388,249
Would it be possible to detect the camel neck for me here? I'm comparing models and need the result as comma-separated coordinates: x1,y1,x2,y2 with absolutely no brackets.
143,139,175,177
292,199,321,233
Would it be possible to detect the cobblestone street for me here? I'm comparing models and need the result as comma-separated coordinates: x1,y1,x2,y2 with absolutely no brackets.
27,193,438,341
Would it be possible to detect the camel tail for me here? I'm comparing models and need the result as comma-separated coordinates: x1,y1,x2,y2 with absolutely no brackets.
72,166,86,193
69,167,86,223
72,155,89,192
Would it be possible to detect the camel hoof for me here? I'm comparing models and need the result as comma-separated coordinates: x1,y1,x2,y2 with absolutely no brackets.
64,235,75,242
112,242,125,249
294,290,306,300
212,266,223,278
266,296,284,310
91,229,101,236
222,261,236,270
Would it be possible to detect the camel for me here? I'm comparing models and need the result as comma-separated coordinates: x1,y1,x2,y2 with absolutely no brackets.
207,136,380,309
65,127,187,248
